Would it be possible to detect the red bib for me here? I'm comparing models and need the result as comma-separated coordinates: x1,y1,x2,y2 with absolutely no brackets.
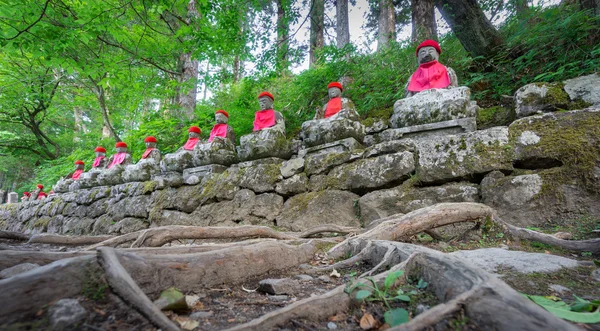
72,169,84,180
253,109,276,131
92,156,105,168
183,137,199,151
209,124,228,142
325,97,342,118
407,61,451,92
108,152,126,169
142,148,155,159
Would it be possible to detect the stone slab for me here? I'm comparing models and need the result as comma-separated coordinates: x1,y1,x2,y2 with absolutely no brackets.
7,192,18,204
377,117,476,143
183,165,228,185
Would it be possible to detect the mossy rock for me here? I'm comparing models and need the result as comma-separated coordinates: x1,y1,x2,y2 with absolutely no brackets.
477,106,516,129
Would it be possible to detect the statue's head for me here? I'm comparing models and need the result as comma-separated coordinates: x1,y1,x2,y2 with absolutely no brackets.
215,109,229,124
74,160,84,170
416,39,441,65
144,136,157,149
94,146,106,158
115,141,128,153
23,191,30,198
188,126,201,138
36,184,44,191
258,92,274,110
327,82,343,99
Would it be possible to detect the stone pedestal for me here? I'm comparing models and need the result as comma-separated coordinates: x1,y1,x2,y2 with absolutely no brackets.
7,192,18,204
300,115,365,148
122,159,160,183
193,138,238,167
161,151,194,173
183,164,228,185
237,128,290,162
370,117,477,145
76,170,102,189
391,87,478,128
96,166,125,186
299,138,364,176
53,179,73,193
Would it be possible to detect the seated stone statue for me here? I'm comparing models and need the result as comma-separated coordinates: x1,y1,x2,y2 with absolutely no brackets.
238,92,290,161
92,146,107,169
300,82,365,148
30,184,44,200
161,126,202,172
404,39,458,98
37,191,47,200
97,142,133,186
193,110,238,167
122,136,162,182
53,160,85,193
21,191,30,202
73,146,107,189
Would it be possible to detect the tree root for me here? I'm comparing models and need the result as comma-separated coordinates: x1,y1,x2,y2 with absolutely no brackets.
0,230,30,241
97,247,179,331
28,233,114,245
296,224,361,238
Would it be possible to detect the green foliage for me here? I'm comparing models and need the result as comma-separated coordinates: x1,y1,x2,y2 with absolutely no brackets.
524,294,600,323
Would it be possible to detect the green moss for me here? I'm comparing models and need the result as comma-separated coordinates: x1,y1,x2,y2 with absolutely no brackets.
33,217,51,231
142,181,158,194
360,107,393,127
476,106,516,129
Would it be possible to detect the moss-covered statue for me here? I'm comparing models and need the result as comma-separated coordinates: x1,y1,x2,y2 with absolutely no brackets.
193,110,238,167
53,160,86,193
30,184,44,200
123,136,162,182
404,39,458,98
237,92,290,161
299,82,365,148
161,126,203,173
72,146,107,190
97,142,133,186
20,191,30,202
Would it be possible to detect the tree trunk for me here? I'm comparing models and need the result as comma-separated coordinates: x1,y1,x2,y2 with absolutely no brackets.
309,0,325,67
174,0,200,121
73,107,86,143
93,82,121,142
336,0,350,48
377,0,396,50
435,0,505,58
275,0,290,73
580,0,600,15
511,0,529,17
411,0,438,42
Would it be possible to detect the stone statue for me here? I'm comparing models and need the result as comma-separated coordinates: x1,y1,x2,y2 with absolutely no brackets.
72,146,107,190
21,191,30,202
238,92,290,161
30,184,44,200
97,142,133,186
193,110,238,167
92,146,107,169
53,160,85,193
161,127,203,173
404,39,458,98
314,82,359,121
37,191,47,200
299,82,365,148
68,160,85,180
122,136,162,182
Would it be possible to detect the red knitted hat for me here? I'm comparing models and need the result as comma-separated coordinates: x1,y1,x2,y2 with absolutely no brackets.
216,109,229,118
94,146,106,153
37,184,44,189
416,39,442,56
75,160,84,165
115,141,127,148
327,82,343,91
188,126,201,134
144,136,157,143
24,192,30,196
258,91,274,101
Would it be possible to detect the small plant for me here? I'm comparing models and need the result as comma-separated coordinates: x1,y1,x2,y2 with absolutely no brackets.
581,251,592,257
416,278,429,289
524,294,600,323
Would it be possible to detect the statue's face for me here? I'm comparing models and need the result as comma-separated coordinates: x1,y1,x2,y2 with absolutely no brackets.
328,87,342,99
95,152,105,158
258,97,274,110
145,142,157,149
215,113,228,124
75,164,84,170
417,46,439,64
189,132,200,139
116,147,128,153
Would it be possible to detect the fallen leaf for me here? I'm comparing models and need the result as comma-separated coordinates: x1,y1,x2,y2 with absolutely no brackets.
329,313,346,322
227,318,236,323
378,323,390,330
175,316,199,330
330,269,341,278
185,295,200,307
360,313,379,330
93,307,106,316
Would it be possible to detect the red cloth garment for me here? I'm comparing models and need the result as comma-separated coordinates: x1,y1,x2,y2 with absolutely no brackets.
407,61,451,93
324,97,343,118
209,124,228,142
92,156,105,168
142,148,155,159
72,169,84,180
107,152,127,169
253,109,276,131
183,137,199,151
37,192,47,200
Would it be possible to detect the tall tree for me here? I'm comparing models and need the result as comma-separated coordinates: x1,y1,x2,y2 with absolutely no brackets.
309,0,325,67
275,0,291,72
411,0,438,42
336,0,350,48
435,0,505,58
377,0,397,49
580,0,600,15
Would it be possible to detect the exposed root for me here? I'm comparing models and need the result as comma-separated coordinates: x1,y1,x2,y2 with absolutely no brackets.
296,225,361,238
97,247,179,331
359,245,395,278
309,242,374,273
0,230,29,241
28,233,114,246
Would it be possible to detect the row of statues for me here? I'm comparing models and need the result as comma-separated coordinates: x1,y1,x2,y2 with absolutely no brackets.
22,40,459,199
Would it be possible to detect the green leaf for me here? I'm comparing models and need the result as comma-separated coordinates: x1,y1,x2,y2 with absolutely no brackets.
416,278,429,289
526,295,600,323
355,290,373,300
384,308,409,327
393,295,411,302
384,270,404,290
593,260,600,267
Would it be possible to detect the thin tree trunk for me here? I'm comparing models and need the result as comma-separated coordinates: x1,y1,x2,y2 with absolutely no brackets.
202,61,210,100
309,0,325,67
175,0,200,121
435,0,505,58
580,0,600,15
336,0,350,48
377,0,396,50
411,0,438,42
275,0,290,73
92,81,121,142
511,0,529,17
73,107,86,143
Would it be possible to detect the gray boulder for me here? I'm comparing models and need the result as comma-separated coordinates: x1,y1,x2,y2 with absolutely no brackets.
193,138,238,167
48,298,87,330
122,159,160,183
238,163,283,193
0,263,40,279
237,128,291,162
258,278,301,295
96,165,126,186
161,150,194,173
300,116,365,148
303,138,364,176
280,158,305,178
563,73,600,106
275,173,309,196
514,82,569,118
